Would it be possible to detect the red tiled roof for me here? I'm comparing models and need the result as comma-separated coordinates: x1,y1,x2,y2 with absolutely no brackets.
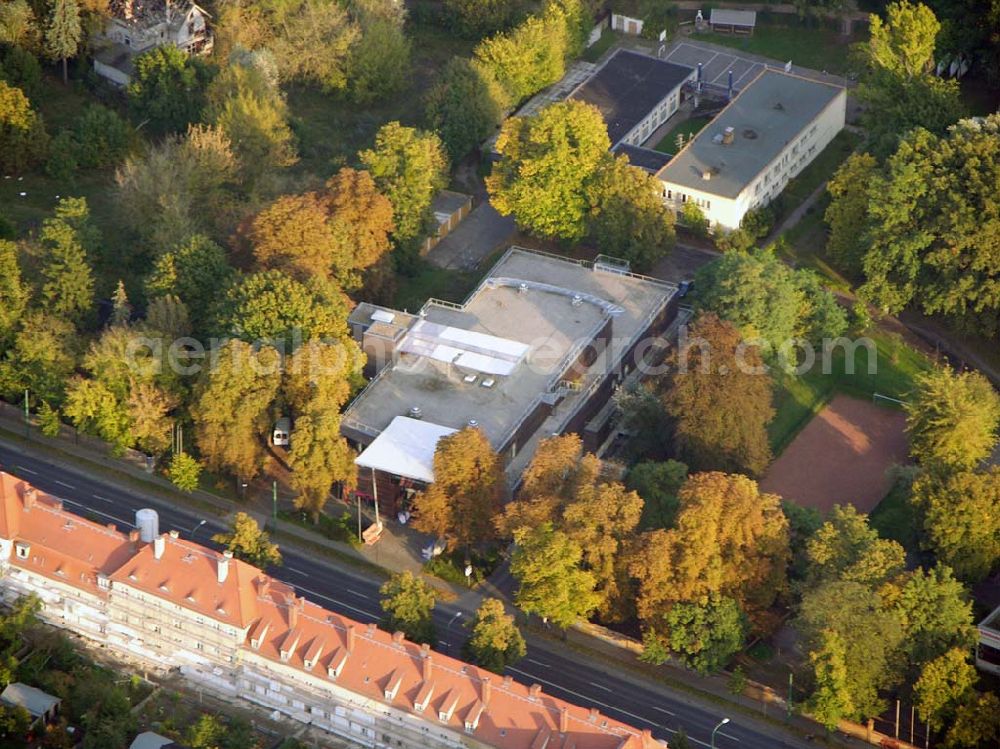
0,473,665,749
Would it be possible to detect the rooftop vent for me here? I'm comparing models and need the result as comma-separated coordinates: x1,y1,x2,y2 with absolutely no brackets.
743,128,758,140
702,170,713,181
408,406,423,420
468,419,479,428
481,378,496,389
722,127,735,145
463,374,478,385
712,133,725,144
774,101,784,110
518,283,528,294
371,309,395,324
571,295,583,307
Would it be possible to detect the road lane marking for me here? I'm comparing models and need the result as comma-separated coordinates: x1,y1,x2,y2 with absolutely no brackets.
346,589,369,599
287,567,308,576
652,706,675,716
291,583,380,621
507,668,660,731
719,731,739,741
60,499,129,526
526,658,550,668
92,494,112,503
17,466,38,475
589,682,612,692
55,480,76,489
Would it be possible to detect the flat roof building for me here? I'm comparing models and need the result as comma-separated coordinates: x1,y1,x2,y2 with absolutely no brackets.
571,49,694,149
977,603,1000,676
343,248,679,503
709,8,757,34
657,69,846,230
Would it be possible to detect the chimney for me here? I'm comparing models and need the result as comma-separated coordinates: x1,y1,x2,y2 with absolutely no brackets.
288,595,302,628
503,675,513,689
168,529,179,539
642,729,654,747
258,576,271,597
392,631,405,645
153,535,166,560
217,550,232,583
589,707,600,722
22,487,36,511
422,648,433,681
128,529,141,544
560,707,569,733
529,684,542,700
347,624,357,652
481,676,492,706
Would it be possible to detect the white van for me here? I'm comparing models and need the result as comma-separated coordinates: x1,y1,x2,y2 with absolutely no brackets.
272,417,291,447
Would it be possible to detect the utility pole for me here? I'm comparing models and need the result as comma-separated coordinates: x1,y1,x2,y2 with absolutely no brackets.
787,672,793,721
272,481,278,527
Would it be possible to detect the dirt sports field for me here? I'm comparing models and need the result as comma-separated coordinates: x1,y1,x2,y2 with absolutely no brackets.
760,394,909,514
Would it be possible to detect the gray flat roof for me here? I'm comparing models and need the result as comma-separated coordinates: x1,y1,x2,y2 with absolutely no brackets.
0,683,60,718
343,248,675,449
710,8,757,26
614,143,673,172
657,70,844,198
571,50,693,145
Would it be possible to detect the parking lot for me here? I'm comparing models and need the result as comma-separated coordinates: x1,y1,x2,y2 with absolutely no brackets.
664,40,770,90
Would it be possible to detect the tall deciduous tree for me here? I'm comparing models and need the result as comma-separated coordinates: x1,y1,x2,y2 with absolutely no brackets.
914,648,977,731
824,153,878,277
426,57,505,161
0,0,37,46
0,80,48,174
45,0,80,83
444,0,527,37
588,154,675,271
38,197,96,326
860,116,1000,328
805,504,906,588
905,367,1000,472
146,234,235,332
212,512,282,568
359,122,448,247
284,340,361,518
487,100,609,242
412,427,505,551
625,460,688,530
911,468,1000,582
463,598,526,673
945,691,1000,749
192,340,281,481
345,0,410,103
629,472,789,632
659,594,748,674
473,10,566,105
662,313,774,476
268,0,359,92
0,312,78,406
511,522,599,629
127,46,213,134
806,629,855,730
0,240,27,344
379,571,436,644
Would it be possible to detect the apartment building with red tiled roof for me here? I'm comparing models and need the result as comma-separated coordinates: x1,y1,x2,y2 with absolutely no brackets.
0,473,667,749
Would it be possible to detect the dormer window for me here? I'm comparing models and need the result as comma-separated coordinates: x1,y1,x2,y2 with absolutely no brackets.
14,543,28,560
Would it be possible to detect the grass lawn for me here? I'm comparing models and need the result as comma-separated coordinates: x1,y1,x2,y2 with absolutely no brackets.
583,30,622,62
391,259,481,312
778,129,862,211
652,115,711,153
768,329,933,453
777,203,853,292
690,25,859,75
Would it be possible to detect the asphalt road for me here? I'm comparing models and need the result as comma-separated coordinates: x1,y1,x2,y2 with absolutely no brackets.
0,439,827,749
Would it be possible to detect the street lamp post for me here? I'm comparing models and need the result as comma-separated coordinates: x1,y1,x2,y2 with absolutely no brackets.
446,611,463,655
189,519,207,539
710,718,730,748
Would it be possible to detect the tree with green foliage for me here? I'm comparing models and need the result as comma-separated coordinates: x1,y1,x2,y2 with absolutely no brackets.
511,523,599,629
488,100,609,242
146,234,235,332
695,249,847,353
38,197,96,326
464,598,526,673
658,594,747,674
0,312,78,406
662,313,774,476
73,104,130,169
0,80,47,173
45,0,80,83
805,504,906,588
905,367,1000,472
0,44,42,99
856,1,963,155
680,201,709,237
625,460,688,530
128,46,213,134
0,0,37,47
168,452,202,493
212,512,281,568
37,400,62,438
797,580,904,720
444,0,527,37
588,154,675,271
0,704,31,740
284,340,361,519
110,279,131,327
213,270,350,346
345,0,410,103
911,467,1000,582
412,427,505,551
379,571,436,644
0,240,27,345
192,340,282,481
945,691,1000,749
860,116,1000,331
426,57,505,161
63,378,132,454
806,628,855,730
914,648,977,731
359,122,449,247
473,10,566,106
824,153,878,277
267,0,359,92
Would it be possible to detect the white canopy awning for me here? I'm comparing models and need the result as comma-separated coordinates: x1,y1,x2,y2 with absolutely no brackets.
354,416,457,484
